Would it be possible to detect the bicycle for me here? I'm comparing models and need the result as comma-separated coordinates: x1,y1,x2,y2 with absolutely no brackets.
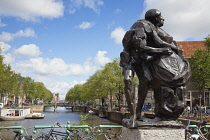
0,125,32,140
185,120,210,140
99,125,122,140
34,122,123,140
89,125,122,140
33,122,94,140
33,122,71,140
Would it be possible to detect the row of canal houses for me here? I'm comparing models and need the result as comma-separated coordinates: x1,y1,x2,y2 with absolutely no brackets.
0,93,60,108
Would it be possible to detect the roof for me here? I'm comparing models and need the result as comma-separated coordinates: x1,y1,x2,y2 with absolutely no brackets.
176,41,207,58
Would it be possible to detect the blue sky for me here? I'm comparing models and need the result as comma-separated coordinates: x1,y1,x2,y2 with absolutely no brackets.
0,0,210,99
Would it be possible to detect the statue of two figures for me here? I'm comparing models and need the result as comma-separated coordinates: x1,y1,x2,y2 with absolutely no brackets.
120,9,191,128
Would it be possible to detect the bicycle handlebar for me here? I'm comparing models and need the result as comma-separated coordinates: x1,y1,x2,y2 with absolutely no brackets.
99,125,123,128
0,126,23,129
34,124,90,129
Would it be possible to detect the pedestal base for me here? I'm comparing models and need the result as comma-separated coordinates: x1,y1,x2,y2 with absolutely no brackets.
122,127,185,140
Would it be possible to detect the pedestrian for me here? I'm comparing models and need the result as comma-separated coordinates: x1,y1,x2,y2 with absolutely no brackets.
186,105,191,113
193,104,199,118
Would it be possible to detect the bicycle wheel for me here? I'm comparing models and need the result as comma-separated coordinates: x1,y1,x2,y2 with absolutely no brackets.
34,136,54,140
78,135,97,140
13,135,21,140
116,133,122,140
104,133,111,140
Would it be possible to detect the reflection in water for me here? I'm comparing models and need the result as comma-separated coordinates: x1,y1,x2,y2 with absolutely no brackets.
0,107,119,139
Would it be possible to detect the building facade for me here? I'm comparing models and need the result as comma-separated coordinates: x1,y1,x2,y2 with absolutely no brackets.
177,41,209,109
52,93,60,103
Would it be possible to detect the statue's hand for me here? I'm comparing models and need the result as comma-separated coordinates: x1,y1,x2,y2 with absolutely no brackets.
162,48,173,55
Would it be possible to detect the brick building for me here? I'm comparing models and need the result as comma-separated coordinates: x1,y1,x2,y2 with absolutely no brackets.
177,41,207,58
177,41,210,109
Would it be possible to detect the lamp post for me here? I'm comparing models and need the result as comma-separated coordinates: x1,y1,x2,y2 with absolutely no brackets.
198,94,202,122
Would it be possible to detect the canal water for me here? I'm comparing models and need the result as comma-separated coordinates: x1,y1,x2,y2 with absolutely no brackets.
0,107,119,139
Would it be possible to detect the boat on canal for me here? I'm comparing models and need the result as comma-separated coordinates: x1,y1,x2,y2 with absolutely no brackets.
99,113,107,118
25,112,45,119
0,108,30,121
65,107,72,110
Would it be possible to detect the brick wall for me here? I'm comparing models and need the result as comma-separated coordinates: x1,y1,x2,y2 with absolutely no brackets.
177,41,207,57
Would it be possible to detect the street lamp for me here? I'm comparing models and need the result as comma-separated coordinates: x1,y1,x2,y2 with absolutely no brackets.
198,95,202,122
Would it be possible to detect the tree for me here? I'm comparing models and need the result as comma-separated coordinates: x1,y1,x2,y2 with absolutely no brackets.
65,84,83,103
204,35,210,50
33,82,53,102
0,50,19,100
0,45,52,103
188,38,210,95
82,70,107,100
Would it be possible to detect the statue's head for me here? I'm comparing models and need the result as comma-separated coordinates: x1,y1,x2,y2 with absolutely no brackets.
145,9,164,27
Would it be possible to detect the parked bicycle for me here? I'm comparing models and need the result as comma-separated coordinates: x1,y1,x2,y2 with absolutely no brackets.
33,122,70,140
185,120,210,140
0,125,32,140
33,122,123,140
0,122,123,140
33,121,95,140
97,125,122,140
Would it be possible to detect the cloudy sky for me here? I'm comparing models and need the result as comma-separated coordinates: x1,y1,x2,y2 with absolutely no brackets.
0,0,209,99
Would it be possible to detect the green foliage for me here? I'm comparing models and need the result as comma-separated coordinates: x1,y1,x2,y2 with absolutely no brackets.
100,59,124,109
189,49,210,93
204,35,210,50
0,49,19,98
0,45,52,102
79,114,89,125
65,84,83,102
65,58,124,110
67,114,89,125
33,82,53,102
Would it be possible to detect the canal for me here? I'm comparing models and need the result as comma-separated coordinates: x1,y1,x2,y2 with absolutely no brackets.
0,107,119,139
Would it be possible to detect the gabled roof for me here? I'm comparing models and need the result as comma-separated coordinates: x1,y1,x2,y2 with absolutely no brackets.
176,41,207,58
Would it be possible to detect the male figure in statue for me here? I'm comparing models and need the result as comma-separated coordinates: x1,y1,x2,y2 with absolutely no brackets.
121,9,190,128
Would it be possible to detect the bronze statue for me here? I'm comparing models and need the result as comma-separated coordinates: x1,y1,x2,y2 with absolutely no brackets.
120,9,191,128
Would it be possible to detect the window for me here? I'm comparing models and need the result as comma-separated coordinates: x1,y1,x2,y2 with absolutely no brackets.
186,92,190,99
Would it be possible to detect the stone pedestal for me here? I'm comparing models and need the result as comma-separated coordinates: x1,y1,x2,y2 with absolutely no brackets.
122,127,185,140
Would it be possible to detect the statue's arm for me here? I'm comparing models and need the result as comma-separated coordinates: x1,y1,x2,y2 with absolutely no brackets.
132,28,172,54
152,31,178,53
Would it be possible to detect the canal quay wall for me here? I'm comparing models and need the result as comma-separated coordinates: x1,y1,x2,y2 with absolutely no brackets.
28,105,44,112
90,108,130,124
90,107,207,126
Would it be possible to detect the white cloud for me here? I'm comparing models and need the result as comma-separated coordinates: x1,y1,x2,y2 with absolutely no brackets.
14,50,110,77
0,41,11,52
14,44,42,57
16,57,94,76
0,28,35,42
0,42,14,65
143,0,210,41
49,80,86,99
9,50,110,99
94,51,111,65
34,77,86,100
3,53,15,65
69,0,104,14
76,21,95,29
0,0,64,21
114,9,122,14
0,19,6,27
69,9,76,14
110,27,126,44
